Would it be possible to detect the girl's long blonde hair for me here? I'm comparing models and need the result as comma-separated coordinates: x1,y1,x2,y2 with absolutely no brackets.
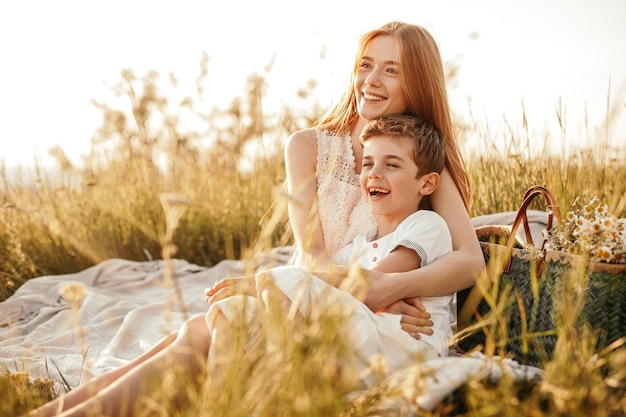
317,21,472,211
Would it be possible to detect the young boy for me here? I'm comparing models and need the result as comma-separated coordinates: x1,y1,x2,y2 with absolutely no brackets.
332,114,453,359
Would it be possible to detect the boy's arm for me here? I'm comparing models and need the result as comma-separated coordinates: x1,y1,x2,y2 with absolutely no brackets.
367,247,433,337
361,246,424,312
369,246,421,274
314,245,420,287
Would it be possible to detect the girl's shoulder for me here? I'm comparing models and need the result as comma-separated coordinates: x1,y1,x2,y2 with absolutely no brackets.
285,129,319,165
286,128,318,148
287,128,344,146
286,128,350,167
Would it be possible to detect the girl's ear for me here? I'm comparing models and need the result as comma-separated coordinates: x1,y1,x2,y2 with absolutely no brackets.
419,172,440,196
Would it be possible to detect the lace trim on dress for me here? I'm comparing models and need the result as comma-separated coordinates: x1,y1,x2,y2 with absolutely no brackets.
316,130,376,257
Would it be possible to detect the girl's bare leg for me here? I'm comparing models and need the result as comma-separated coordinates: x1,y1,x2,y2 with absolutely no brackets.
31,314,211,417
31,331,179,417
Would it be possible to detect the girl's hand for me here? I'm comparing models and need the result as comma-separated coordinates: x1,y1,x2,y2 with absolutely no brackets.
205,276,256,305
361,268,434,339
382,297,433,339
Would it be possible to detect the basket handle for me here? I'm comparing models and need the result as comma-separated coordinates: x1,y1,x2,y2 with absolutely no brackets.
457,185,561,328
507,185,561,252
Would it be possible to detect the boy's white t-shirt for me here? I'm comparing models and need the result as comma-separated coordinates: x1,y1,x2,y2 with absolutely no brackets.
334,210,454,354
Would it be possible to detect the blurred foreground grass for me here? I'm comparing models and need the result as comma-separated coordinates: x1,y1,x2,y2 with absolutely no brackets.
1,68,625,416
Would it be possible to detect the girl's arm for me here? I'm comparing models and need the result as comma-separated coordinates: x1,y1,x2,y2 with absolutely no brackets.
284,129,333,267
363,169,484,311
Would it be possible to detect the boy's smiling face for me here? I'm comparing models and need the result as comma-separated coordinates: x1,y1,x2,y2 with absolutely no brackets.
360,134,423,232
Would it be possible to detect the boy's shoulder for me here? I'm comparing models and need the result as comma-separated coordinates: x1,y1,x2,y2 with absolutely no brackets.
394,210,451,244
400,210,447,229
395,210,452,263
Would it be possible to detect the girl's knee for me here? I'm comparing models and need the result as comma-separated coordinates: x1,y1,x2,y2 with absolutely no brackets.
177,315,211,350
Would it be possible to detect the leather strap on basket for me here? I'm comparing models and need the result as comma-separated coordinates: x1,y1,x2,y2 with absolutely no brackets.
503,185,561,272
458,185,562,328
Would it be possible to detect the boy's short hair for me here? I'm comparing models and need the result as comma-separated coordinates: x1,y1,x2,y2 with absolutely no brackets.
360,115,446,175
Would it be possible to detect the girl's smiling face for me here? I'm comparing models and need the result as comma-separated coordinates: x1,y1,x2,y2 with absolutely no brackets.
354,35,409,121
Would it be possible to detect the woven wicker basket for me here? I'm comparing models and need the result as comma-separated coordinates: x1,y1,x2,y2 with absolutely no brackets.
457,186,626,367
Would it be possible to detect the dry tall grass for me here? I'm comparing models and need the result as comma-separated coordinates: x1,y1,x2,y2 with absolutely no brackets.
1,67,625,416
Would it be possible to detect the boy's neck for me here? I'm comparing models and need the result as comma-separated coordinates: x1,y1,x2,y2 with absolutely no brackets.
375,211,418,239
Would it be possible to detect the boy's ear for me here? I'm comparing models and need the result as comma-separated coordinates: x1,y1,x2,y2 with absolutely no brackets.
419,172,440,196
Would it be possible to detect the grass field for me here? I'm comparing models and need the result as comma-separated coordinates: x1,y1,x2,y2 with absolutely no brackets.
1,68,625,416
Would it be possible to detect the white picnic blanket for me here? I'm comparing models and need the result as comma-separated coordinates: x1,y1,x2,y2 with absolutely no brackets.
0,211,548,411
0,248,292,385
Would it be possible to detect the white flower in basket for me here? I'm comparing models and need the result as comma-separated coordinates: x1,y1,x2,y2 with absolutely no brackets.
544,197,626,264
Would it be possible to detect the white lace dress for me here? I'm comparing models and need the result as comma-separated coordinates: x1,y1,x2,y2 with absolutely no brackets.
314,130,376,257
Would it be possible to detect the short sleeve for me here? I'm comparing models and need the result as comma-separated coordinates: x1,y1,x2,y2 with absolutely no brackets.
390,211,452,267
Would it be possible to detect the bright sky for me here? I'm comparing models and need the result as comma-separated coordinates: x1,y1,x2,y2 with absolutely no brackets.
1,0,625,167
